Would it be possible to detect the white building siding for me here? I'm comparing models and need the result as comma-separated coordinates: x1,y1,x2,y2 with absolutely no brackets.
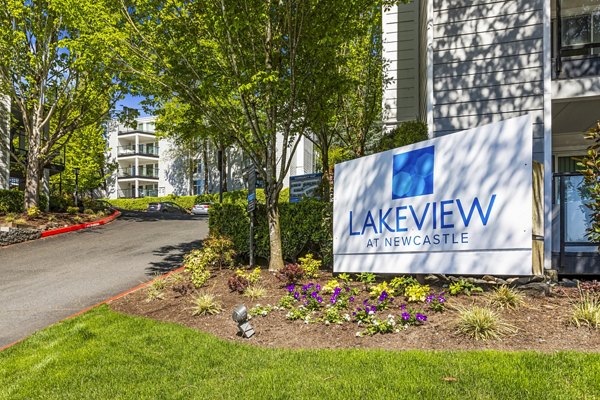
431,0,548,164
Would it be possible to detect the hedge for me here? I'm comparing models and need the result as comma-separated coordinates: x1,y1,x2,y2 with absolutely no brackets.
106,188,291,211
106,195,198,211
209,199,333,267
0,190,47,213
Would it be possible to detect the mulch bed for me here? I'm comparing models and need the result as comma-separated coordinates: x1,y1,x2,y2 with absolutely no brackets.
0,212,104,231
110,270,600,352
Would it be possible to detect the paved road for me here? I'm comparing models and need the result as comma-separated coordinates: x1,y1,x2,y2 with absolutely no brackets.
0,212,208,348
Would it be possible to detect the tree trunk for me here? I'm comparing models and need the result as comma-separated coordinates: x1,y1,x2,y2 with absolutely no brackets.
265,185,284,271
24,125,41,211
24,154,40,210
202,139,209,194
319,133,331,202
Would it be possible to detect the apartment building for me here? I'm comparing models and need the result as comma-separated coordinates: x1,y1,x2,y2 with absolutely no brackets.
106,116,316,199
382,0,600,273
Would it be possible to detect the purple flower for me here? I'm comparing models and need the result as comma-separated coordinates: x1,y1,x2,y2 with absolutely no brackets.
363,299,369,306
439,296,446,303
345,287,350,292
330,297,337,304
425,295,433,303
349,296,355,302
401,304,406,310
416,313,427,322
352,312,357,316
293,292,300,299
317,296,323,303
402,312,410,321
301,295,306,300
287,284,295,293
311,292,317,298
334,287,342,295
315,284,321,291
302,285,308,292
357,307,362,312
378,291,388,302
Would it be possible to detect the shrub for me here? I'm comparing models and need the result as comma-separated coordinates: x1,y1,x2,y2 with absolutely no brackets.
209,200,333,266
571,292,600,329
228,274,249,294
235,267,262,285
488,285,524,310
0,189,23,213
26,206,41,218
183,237,235,288
456,306,516,341
191,293,222,316
449,279,484,296
277,263,305,285
356,272,376,289
298,253,321,278
244,286,267,300
66,206,79,215
106,195,197,211
426,293,447,312
83,208,95,215
389,276,419,296
183,249,211,288
404,284,430,302
202,236,236,270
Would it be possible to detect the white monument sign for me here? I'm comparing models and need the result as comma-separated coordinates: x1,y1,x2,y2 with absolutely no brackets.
333,115,533,275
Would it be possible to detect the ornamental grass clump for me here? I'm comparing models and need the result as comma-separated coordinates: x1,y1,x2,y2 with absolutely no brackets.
244,285,267,300
571,291,600,329
488,285,524,310
191,293,222,316
456,306,516,341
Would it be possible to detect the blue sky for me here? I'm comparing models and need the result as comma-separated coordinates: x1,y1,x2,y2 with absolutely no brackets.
116,94,152,117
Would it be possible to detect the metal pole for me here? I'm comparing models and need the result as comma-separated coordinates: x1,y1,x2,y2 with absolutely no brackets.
218,149,223,203
249,209,254,267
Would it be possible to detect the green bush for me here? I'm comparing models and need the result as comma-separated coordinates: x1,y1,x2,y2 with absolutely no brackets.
209,200,333,266
66,206,79,215
0,189,23,213
195,188,289,206
106,195,197,211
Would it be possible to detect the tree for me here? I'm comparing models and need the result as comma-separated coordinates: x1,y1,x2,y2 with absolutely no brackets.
122,0,388,270
49,123,117,197
0,0,128,210
577,121,600,248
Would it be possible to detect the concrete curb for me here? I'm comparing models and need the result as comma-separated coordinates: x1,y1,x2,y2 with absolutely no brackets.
41,210,121,238
0,265,185,352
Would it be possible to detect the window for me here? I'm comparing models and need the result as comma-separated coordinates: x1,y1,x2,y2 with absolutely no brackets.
559,0,600,56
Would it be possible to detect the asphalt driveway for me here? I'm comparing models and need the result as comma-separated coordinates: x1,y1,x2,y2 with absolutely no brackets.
0,212,208,348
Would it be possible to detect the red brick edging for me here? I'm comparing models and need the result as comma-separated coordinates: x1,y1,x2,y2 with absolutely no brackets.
41,210,121,238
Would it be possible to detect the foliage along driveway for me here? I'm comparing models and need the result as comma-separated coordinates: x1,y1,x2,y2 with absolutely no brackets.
0,212,207,348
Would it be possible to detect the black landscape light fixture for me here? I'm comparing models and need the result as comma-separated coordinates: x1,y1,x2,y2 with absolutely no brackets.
232,304,254,338
73,167,80,207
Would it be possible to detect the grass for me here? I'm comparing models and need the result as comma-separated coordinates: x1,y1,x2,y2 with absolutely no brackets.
1,306,599,399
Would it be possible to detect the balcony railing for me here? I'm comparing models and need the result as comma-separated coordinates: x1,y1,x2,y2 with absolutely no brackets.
117,188,159,198
118,167,159,179
118,129,155,136
117,144,159,157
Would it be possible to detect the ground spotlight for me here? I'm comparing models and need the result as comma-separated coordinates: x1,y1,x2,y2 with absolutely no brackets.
232,304,254,338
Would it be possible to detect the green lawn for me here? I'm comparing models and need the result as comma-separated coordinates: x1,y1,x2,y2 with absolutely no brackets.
1,306,599,400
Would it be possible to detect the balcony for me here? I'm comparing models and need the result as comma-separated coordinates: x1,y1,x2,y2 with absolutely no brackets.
117,144,159,157
118,129,155,136
118,167,159,179
118,188,159,198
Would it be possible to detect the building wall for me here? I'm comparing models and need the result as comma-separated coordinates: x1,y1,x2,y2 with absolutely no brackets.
430,0,548,165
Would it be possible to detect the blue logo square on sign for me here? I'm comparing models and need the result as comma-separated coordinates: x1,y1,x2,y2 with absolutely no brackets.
392,146,435,199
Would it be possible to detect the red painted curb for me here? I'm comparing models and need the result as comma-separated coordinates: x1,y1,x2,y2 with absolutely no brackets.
0,266,186,352
41,210,121,238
